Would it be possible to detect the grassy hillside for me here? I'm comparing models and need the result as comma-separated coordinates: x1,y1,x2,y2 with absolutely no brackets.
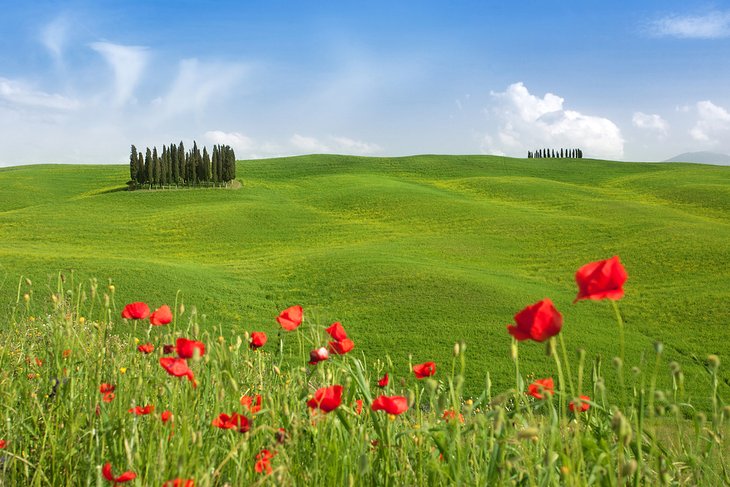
1,155,728,401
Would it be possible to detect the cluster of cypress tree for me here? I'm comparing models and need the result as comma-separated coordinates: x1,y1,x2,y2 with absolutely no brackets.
527,148,583,159
128,142,236,189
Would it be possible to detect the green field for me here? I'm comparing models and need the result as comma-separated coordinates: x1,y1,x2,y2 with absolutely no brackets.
1,155,728,402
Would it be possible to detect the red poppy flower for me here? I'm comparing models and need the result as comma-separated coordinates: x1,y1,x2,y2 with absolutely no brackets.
161,410,173,423
413,361,436,379
255,449,276,474
377,373,389,388
163,344,176,355
128,404,154,415
275,428,288,444
371,395,409,415
574,256,628,303
175,338,205,359
250,332,267,350
325,322,347,341
159,357,196,385
328,338,354,355
137,343,155,354
150,305,173,326
121,302,150,320
308,347,329,365
212,413,251,433
102,462,136,484
102,392,115,403
162,479,194,487
354,399,363,415
34,357,43,367
276,305,303,331
240,394,262,414
442,409,465,423
507,299,563,342
527,378,555,400
0,439,6,449
307,385,343,412
569,395,591,413
62,349,72,358
100,383,116,394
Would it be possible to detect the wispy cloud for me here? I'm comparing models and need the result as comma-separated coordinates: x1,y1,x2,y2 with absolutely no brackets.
90,42,150,106
482,82,624,159
0,77,80,110
632,112,669,136
648,11,730,39
40,16,71,65
690,100,730,142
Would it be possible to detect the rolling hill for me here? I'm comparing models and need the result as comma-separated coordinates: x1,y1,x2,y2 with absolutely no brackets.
0,155,728,400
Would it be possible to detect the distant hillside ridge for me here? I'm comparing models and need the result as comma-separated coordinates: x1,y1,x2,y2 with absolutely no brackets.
664,151,730,165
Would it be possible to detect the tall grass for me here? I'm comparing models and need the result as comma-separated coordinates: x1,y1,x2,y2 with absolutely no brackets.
0,273,728,486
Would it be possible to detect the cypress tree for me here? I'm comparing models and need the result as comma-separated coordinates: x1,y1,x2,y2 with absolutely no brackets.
161,146,169,186
229,147,236,180
178,141,185,184
211,145,219,184
130,145,138,182
171,144,179,185
137,152,144,184
145,148,152,187
152,147,160,187
203,147,211,183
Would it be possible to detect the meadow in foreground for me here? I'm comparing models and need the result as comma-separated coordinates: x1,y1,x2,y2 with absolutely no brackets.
0,257,727,486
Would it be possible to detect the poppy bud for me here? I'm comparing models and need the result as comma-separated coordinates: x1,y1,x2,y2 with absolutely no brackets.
654,341,663,355
707,354,720,371
622,459,638,478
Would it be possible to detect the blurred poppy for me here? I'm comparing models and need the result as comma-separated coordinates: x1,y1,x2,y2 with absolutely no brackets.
442,409,465,423
377,373,389,388
100,383,115,394
250,332,267,350
569,395,591,413
308,347,329,365
121,302,150,320
102,462,136,483
159,357,196,385
527,378,555,400
329,338,354,355
240,394,262,414
150,305,173,326
354,399,363,415
175,338,205,359
574,256,628,303
0,439,6,449
507,299,563,342
325,322,347,341
163,344,176,355
371,395,408,415
128,404,154,415
307,385,343,412
137,343,155,354
277,305,303,331
162,480,194,487
212,413,251,433
255,449,275,474
161,410,173,423
413,361,436,379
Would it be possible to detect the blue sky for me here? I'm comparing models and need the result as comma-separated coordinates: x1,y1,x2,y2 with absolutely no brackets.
1,0,729,165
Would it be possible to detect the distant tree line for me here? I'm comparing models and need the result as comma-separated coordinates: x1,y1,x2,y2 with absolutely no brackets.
527,148,583,159
128,142,236,189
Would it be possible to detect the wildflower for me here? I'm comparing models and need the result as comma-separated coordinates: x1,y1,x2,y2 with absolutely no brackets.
102,392,115,403
527,378,555,400
175,338,205,359
137,343,155,354
161,410,173,423
371,395,409,415
119,367,127,375
121,302,150,320
325,322,347,341
413,361,436,379
100,383,116,402
162,480,194,487
277,305,303,331
62,349,72,358
574,256,628,303
442,409,465,423
329,338,355,355
308,347,329,365
307,385,343,413
128,404,154,415
255,449,276,474
240,394,262,414
159,357,196,385
163,344,176,355
102,462,136,484
377,373,389,388
507,299,563,342
212,413,251,433
34,357,43,367
150,305,173,326
0,439,6,449
250,332,267,350
354,399,364,415
275,428,288,444
569,395,591,413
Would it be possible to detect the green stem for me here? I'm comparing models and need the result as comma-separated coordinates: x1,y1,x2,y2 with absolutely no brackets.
610,300,625,365
558,334,576,399
550,337,566,418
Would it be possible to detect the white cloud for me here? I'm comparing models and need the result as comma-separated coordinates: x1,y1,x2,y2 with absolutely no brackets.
0,77,80,110
482,82,624,160
290,134,330,153
289,134,382,155
330,136,381,155
41,16,70,64
90,42,149,106
632,112,669,135
649,11,730,39
690,100,730,142
152,58,247,118
203,130,255,153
